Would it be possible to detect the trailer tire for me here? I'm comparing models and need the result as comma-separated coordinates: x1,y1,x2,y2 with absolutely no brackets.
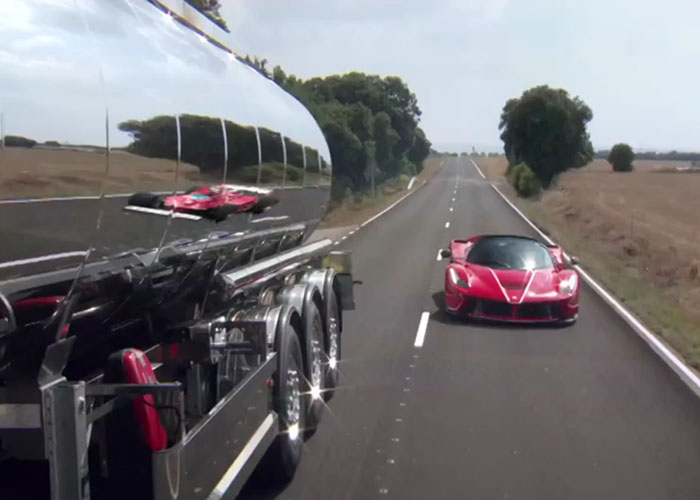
256,319,306,484
323,287,341,400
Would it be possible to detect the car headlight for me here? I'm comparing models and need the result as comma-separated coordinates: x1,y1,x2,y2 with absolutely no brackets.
448,267,470,288
559,274,577,294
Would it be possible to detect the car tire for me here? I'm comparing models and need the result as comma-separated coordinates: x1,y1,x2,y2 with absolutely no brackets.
210,205,238,222
252,195,279,214
128,192,163,209
322,287,341,400
253,320,305,485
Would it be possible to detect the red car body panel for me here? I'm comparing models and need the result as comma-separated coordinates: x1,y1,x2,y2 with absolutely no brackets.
163,185,258,213
444,235,580,323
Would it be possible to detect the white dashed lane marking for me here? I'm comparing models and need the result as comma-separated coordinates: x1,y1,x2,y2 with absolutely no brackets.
414,311,430,347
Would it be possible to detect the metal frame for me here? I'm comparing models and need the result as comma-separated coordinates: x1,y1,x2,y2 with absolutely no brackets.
152,355,276,500
37,380,186,500
42,381,89,500
0,237,354,500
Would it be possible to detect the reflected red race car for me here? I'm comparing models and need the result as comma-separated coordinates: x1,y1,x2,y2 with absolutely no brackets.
441,234,580,325
127,185,279,222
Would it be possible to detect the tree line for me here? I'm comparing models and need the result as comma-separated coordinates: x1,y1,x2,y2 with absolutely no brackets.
595,149,700,162
118,115,326,176
497,84,700,196
184,0,228,31
241,57,432,202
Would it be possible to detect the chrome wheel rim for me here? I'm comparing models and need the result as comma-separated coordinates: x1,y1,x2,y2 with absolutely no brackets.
328,316,339,369
286,367,301,441
311,334,323,389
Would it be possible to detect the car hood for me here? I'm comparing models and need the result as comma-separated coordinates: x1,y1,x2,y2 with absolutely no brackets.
466,265,563,303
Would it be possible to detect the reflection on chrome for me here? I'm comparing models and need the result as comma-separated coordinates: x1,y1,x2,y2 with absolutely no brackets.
0,0,332,285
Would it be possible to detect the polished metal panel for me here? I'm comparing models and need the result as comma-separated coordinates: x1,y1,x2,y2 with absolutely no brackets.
0,0,105,284
0,0,332,289
151,353,275,500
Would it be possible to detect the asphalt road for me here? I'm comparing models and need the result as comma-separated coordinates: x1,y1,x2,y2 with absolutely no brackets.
0,187,328,280
240,157,700,499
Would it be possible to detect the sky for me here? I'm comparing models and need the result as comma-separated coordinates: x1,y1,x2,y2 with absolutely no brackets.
219,0,700,153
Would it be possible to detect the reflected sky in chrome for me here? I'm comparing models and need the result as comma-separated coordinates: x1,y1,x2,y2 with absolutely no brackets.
0,0,330,162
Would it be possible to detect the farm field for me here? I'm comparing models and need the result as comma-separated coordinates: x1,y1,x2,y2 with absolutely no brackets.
476,155,700,368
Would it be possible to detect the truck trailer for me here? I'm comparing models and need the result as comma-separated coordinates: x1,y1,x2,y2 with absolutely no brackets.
0,1,354,498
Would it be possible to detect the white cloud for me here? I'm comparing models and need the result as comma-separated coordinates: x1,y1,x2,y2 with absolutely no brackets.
218,0,700,152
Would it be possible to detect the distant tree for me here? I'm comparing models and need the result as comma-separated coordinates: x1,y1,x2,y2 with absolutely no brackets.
372,111,400,177
273,70,430,198
44,140,61,147
272,65,286,86
186,0,228,31
407,128,430,172
607,143,635,172
4,135,37,148
499,85,593,187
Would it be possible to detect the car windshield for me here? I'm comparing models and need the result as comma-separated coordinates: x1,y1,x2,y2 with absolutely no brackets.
466,236,554,270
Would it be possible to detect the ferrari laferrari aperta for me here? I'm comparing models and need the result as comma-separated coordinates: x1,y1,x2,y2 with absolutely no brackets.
441,235,580,325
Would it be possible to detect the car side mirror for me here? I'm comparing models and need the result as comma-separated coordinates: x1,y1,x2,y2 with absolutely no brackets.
440,248,452,259
568,255,579,266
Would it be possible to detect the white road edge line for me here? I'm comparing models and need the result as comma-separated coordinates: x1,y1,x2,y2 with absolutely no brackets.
208,413,276,499
123,205,202,220
0,251,88,270
360,183,422,229
414,311,430,347
333,168,434,246
490,183,700,398
251,215,289,224
469,158,486,179
444,221,450,228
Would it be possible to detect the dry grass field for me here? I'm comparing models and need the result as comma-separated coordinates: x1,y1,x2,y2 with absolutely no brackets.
0,147,205,198
477,155,700,367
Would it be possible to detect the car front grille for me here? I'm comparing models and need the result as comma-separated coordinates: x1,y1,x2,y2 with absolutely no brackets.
472,299,511,317
518,302,558,319
470,299,561,320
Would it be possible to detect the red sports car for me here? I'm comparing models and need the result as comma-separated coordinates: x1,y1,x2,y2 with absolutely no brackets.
127,185,279,222
441,235,580,325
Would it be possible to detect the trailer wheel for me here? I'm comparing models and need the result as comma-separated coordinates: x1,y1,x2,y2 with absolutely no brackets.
323,287,341,400
256,319,305,484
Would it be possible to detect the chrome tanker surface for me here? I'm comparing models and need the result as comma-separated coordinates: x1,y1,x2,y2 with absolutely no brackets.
0,0,331,289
